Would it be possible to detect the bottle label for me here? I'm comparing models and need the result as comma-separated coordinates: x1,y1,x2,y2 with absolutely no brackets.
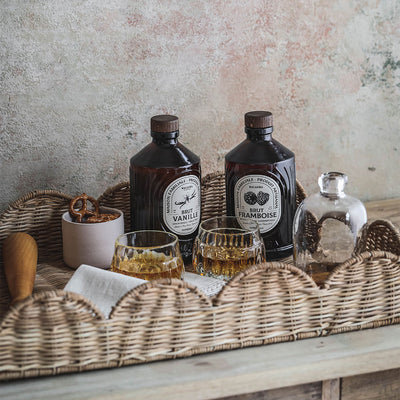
163,175,201,236
234,175,281,234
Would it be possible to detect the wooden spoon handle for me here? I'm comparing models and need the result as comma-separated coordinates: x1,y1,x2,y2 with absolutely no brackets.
3,233,38,305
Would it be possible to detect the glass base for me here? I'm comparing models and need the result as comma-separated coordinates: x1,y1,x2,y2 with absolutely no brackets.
194,263,240,282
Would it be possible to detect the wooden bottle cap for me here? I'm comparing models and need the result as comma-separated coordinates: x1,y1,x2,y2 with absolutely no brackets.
151,115,179,133
245,111,273,129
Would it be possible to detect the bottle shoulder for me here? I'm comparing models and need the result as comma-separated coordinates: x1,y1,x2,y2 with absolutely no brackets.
130,141,200,169
225,138,294,165
299,193,367,222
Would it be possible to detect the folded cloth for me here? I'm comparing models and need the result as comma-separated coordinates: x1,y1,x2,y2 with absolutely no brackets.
183,272,226,297
64,264,225,318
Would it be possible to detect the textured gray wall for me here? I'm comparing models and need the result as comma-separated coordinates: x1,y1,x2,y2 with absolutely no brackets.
1,0,399,213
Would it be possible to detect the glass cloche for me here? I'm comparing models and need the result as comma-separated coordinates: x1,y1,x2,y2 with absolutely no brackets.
293,172,367,284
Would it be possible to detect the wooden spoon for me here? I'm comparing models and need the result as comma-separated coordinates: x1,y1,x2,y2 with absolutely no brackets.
3,233,38,305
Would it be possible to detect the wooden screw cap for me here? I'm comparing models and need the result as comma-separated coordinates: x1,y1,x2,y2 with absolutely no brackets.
151,115,179,133
245,111,273,129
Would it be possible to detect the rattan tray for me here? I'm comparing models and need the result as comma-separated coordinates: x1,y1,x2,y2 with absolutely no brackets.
0,172,400,381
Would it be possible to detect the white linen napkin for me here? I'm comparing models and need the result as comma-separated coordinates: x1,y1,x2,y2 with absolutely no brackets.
64,264,225,318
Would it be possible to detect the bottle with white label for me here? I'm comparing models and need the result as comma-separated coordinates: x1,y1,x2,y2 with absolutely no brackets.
130,115,201,265
225,111,296,260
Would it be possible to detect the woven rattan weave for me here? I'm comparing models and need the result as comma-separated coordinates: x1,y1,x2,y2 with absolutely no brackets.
0,172,399,381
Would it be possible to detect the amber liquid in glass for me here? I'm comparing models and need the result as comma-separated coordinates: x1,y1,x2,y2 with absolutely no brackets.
130,136,201,265
111,250,184,280
193,244,264,278
225,130,296,260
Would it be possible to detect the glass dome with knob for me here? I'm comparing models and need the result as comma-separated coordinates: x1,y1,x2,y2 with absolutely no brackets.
293,172,367,284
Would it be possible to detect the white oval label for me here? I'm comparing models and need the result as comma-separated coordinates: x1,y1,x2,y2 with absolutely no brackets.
234,174,281,234
163,175,201,236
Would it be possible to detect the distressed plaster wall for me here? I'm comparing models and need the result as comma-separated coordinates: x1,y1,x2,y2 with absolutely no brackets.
0,0,399,213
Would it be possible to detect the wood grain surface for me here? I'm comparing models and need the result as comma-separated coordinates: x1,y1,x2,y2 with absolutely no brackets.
366,198,400,227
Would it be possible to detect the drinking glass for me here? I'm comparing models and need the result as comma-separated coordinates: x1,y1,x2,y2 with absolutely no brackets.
111,230,184,280
192,216,266,280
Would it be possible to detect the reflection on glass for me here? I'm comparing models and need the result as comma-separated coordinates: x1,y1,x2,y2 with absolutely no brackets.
193,216,266,281
111,231,184,280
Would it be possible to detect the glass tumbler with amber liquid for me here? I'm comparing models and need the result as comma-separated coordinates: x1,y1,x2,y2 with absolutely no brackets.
111,230,184,280
192,216,266,281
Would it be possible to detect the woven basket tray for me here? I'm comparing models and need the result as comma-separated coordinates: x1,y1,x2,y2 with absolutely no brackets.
0,172,400,381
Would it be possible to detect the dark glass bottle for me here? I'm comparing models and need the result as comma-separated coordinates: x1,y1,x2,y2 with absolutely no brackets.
225,111,296,260
130,115,201,265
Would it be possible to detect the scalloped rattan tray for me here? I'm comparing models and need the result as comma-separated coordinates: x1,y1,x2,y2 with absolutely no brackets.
0,172,400,381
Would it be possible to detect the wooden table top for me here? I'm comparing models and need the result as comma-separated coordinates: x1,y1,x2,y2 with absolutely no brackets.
365,197,400,227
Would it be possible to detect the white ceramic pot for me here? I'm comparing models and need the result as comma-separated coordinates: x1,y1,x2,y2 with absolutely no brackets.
62,207,124,270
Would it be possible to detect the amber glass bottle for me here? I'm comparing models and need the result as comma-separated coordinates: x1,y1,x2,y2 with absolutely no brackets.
130,115,201,264
225,111,296,260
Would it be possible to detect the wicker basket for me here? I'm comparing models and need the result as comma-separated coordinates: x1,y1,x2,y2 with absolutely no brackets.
0,172,399,381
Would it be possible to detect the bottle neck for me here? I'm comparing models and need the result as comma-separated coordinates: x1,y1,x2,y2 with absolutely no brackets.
245,126,273,141
151,131,179,146
318,172,347,199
